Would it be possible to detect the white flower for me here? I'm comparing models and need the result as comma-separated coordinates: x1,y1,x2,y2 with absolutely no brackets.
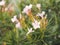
16,22,21,28
0,0,5,6
36,4,41,9
22,4,32,15
11,15,18,23
32,20,40,29
37,11,45,19
42,11,45,15
26,28,34,35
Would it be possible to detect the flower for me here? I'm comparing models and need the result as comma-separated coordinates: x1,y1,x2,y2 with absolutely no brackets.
26,28,34,35
11,15,18,23
0,0,5,6
32,19,40,29
11,15,22,29
16,22,21,28
36,4,41,9
5,3,14,12
37,11,45,19
22,4,32,15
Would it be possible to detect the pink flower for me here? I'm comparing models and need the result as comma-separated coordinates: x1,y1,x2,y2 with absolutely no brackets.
26,28,34,35
0,0,5,6
11,15,18,23
32,19,40,29
16,22,21,28
22,4,32,15
37,11,45,19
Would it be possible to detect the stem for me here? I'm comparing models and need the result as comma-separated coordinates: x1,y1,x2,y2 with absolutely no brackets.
41,31,44,40
41,40,48,45
55,14,58,25
0,6,3,20
16,28,19,45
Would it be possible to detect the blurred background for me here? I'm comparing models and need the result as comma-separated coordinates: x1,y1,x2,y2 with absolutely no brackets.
0,0,60,45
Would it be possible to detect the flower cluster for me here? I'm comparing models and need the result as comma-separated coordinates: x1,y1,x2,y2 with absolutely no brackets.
0,0,14,13
11,4,48,36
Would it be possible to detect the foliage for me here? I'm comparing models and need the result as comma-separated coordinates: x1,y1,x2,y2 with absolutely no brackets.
0,0,60,45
